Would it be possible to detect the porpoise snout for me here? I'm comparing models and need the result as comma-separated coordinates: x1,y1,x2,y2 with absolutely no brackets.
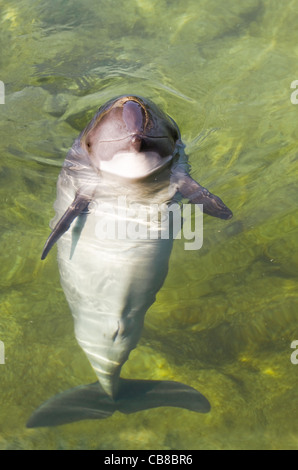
130,134,142,151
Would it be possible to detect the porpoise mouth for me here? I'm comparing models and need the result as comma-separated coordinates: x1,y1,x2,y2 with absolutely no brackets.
95,134,170,143
99,152,173,179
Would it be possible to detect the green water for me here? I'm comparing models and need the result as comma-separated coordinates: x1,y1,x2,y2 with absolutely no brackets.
0,0,298,450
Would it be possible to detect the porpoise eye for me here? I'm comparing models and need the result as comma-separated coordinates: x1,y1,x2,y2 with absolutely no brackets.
172,128,179,141
86,140,91,149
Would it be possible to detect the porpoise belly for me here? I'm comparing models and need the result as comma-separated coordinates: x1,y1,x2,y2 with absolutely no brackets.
55,184,173,398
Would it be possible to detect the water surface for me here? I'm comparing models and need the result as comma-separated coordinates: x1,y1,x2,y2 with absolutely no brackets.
0,0,298,450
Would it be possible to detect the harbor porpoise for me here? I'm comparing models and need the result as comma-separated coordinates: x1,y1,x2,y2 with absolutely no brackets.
27,95,232,427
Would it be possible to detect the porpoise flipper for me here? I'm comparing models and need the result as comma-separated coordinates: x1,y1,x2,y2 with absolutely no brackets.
41,193,91,260
26,379,210,428
175,173,233,220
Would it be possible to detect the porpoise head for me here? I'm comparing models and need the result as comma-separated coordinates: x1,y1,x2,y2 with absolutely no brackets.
79,95,180,179
41,95,232,260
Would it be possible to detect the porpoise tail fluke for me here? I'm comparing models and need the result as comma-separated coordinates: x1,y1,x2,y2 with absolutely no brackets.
27,379,210,428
